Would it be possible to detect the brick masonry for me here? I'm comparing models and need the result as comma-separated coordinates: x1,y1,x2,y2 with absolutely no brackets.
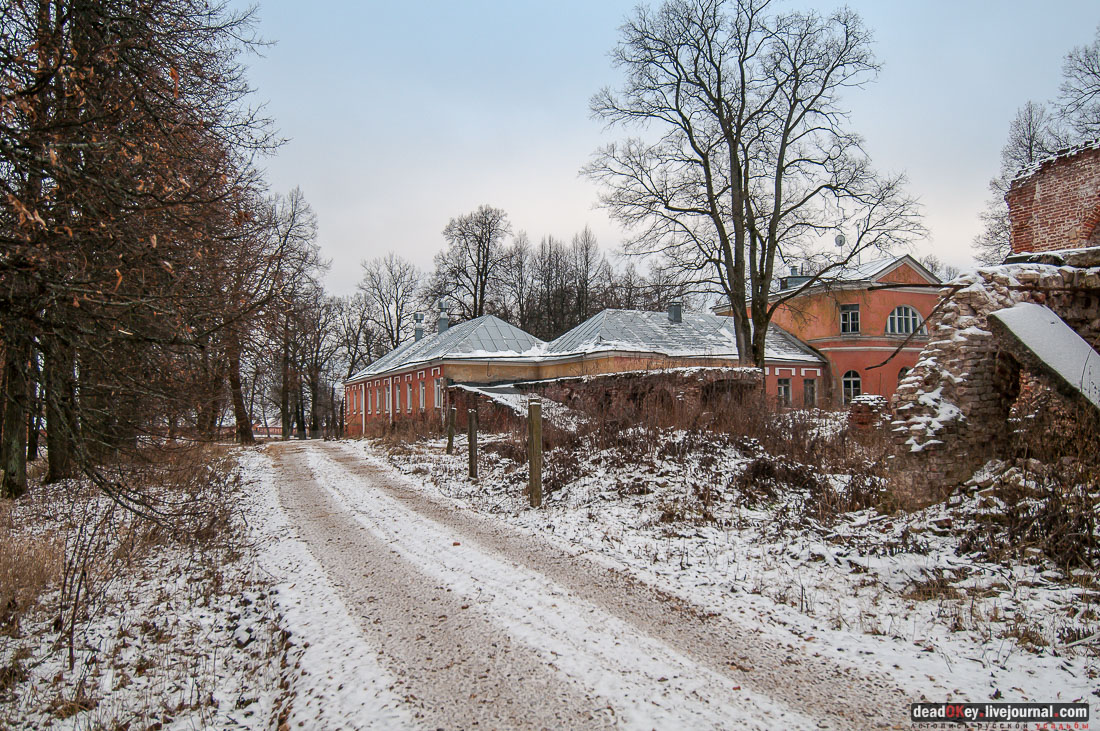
447,367,764,433
1007,142,1100,254
889,249,1100,493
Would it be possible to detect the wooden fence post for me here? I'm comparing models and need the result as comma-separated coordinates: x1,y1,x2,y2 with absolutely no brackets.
467,408,478,480
446,406,456,454
528,397,542,508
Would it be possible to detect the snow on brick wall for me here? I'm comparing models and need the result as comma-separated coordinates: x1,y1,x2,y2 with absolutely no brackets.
890,254,1100,490
1007,143,1100,254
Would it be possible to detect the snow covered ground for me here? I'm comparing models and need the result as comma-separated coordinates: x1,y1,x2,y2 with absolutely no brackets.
0,477,283,730
5,430,1093,729
361,429,1098,708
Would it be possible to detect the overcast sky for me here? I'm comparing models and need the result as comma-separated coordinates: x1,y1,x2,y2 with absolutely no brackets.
240,0,1099,296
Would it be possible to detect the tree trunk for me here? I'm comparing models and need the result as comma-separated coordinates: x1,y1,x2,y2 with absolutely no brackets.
44,338,77,482
2,337,30,498
226,331,254,445
26,348,41,462
295,381,307,439
280,314,291,440
330,384,338,439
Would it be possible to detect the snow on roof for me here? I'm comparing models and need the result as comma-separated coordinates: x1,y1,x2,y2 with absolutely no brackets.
989,302,1100,411
541,309,822,363
769,254,940,298
346,315,544,383
1009,138,1100,184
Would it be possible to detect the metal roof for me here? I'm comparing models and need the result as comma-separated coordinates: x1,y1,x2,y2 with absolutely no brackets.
541,309,822,363
346,315,544,383
770,254,941,297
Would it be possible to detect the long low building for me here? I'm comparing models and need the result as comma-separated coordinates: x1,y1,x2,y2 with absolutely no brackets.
343,303,826,435
343,311,545,437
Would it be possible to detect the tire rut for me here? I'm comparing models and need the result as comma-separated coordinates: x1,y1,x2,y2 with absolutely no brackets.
270,443,614,730
319,440,911,730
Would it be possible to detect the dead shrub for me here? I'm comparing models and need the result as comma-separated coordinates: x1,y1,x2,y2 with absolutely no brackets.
960,459,1099,570
363,413,443,444
902,571,962,601
0,504,64,636
736,456,820,503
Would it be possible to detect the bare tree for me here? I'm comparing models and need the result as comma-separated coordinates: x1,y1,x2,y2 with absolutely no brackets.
0,0,276,500
332,294,378,380
498,232,536,333
571,226,605,322
1058,25,1100,138
587,0,922,366
433,205,511,320
359,253,421,349
973,103,1063,265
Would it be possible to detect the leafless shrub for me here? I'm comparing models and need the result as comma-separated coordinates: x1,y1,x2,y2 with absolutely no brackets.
0,507,63,635
960,459,1099,571
902,570,962,601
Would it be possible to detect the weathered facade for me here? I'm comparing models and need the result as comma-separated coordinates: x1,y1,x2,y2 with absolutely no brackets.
343,314,544,437
715,254,941,404
343,305,828,436
889,141,1100,490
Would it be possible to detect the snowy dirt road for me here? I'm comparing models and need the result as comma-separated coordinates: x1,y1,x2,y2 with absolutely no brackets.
264,440,911,729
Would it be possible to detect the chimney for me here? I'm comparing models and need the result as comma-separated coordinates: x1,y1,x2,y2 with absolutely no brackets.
790,266,798,276
667,301,682,324
437,300,449,332
414,313,424,341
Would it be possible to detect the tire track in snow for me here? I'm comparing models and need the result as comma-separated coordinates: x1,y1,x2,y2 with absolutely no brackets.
271,443,614,730
323,440,912,730
288,441,816,730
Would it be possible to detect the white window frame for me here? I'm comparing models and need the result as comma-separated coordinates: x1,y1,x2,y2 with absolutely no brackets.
886,305,924,336
435,378,443,409
842,370,862,403
419,381,425,411
406,382,412,412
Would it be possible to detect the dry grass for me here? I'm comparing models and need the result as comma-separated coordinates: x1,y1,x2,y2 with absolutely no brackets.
0,503,64,637
0,442,260,725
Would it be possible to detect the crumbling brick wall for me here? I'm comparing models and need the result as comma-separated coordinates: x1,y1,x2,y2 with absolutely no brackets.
890,248,1100,491
515,367,762,425
447,368,764,434
1007,142,1100,254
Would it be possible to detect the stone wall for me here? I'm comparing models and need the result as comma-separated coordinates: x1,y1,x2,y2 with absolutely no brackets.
1007,142,1100,254
890,249,1100,491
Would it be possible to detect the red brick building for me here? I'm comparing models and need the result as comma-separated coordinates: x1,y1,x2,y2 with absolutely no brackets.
716,255,942,404
343,313,544,437
534,307,826,407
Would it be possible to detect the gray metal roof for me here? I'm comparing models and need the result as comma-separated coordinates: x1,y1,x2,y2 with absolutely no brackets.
770,254,941,298
541,309,822,363
346,315,544,383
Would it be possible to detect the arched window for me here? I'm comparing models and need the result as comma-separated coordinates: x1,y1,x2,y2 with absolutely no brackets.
842,370,861,403
897,367,910,384
886,305,924,335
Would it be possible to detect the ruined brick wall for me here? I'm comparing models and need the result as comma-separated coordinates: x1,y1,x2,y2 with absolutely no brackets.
516,367,762,425
445,368,764,434
890,250,1100,490
1007,142,1100,254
